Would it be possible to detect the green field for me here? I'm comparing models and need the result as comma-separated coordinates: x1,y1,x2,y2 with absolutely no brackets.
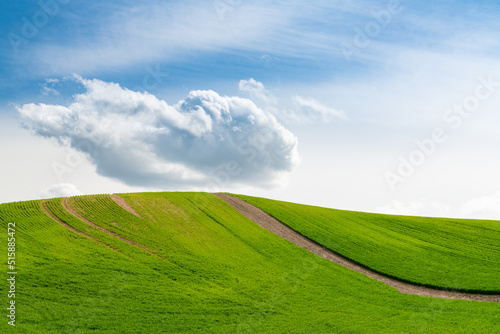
235,194,500,293
1,192,499,333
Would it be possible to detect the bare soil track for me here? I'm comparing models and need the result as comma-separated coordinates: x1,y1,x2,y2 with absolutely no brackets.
216,193,500,302
61,197,154,254
40,200,118,252
111,194,142,218
41,196,161,258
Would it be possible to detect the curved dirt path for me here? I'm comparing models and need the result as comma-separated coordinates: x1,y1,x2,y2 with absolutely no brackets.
111,194,142,218
61,197,157,256
40,200,118,252
216,193,500,303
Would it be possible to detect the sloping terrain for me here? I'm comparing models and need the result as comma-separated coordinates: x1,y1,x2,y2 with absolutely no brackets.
217,193,500,302
234,194,500,293
1,192,499,333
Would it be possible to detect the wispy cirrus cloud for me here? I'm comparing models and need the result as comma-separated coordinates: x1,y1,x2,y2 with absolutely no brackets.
239,78,347,124
4,0,500,216
292,95,347,122
7,0,500,85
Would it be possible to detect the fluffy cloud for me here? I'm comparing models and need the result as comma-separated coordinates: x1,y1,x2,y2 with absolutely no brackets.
461,192,500,220
39,183,82,199
18,76,299,188
376,199,451,218
239,78,275,104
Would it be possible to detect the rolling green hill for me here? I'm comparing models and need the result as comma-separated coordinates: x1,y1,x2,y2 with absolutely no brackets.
1,192,499,333
235,194,500,293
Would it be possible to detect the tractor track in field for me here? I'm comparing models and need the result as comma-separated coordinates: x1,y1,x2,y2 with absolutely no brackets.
216,193,500,303
41,195,233,281
40,200,118,252
111,194,142,218
61,197,155,255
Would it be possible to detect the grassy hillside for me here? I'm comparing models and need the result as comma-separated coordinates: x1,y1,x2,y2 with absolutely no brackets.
235,194,500,293
0,192,499,333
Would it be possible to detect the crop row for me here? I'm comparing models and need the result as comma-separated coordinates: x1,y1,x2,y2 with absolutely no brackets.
1,193,500,332
235,194,500,293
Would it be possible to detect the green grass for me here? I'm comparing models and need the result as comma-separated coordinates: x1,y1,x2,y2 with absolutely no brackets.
234,194,500,293
0,192,498,333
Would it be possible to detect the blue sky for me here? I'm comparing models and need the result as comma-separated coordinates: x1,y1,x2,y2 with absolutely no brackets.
2,0,500,219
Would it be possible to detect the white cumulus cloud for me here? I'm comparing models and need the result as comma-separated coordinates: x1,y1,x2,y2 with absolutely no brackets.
239,78,275,104
39,183,83,199
18,76,299,188
461,192,500,220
